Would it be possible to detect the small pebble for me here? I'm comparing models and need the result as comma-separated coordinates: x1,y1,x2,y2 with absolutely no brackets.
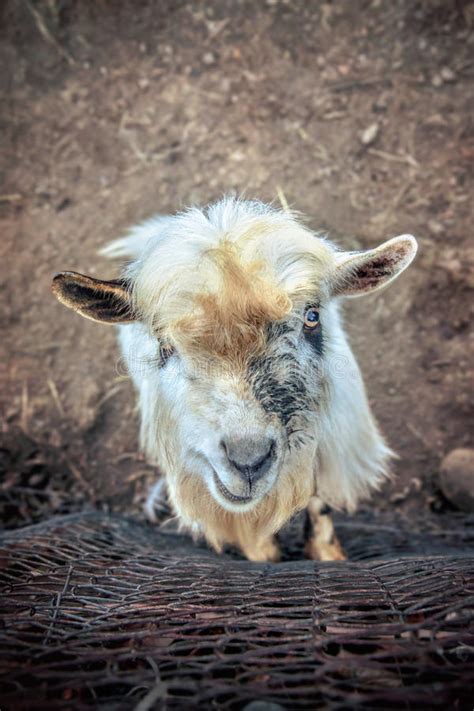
439,448,474,512
440,66,456,82
428,219,444,236
202,52,216,65
361,122,380,145
431,74,443,88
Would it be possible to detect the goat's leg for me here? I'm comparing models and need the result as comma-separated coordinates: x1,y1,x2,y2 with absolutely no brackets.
304,496,346,561
144,478,170,524
242,536,281,563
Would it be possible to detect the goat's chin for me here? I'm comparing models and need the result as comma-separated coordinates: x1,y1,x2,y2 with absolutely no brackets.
209,470,272,514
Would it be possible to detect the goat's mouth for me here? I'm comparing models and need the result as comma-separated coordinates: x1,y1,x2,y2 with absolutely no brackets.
212,470,253,504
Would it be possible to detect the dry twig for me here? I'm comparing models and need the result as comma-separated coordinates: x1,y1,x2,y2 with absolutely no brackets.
0,194,22,203
276,185,290,213
368,148,419,169
47,378,65,417
20,382,30,434
329,77,392,93
25,0,75,66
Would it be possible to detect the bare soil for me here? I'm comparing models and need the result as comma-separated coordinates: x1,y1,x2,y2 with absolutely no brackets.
1,0,473,528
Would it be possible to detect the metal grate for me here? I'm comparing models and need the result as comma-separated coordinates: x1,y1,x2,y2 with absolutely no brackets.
0,511,473,709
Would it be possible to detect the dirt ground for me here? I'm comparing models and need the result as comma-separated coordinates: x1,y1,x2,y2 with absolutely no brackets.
1,0,473,528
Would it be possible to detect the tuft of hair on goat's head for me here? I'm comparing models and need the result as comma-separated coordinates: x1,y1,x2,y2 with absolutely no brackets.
52,197,417,555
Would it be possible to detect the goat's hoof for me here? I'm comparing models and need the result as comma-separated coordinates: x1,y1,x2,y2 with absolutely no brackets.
304,538,347,562
244,538,281,563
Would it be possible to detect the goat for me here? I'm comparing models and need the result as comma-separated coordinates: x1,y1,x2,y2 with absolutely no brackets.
52,198,417,561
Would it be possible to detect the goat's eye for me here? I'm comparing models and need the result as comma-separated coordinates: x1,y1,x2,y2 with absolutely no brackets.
158,344,175,367
303,307,320,330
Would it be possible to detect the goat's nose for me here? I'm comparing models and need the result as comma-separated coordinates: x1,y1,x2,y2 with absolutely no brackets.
221,436,276,482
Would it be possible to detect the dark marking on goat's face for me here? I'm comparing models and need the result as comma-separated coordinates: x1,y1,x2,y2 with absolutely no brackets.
158,344,175,368
248,314,323,446
249,352,307,427
303,320,324,356
150,328,177,369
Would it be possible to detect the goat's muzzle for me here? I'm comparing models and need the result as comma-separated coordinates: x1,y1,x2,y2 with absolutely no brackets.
220,435,277,487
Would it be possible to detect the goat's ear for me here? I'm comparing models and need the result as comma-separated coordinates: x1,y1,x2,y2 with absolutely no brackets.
51,271,136,324
333,234,417,298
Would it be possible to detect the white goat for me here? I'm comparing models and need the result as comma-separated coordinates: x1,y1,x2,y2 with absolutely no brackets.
52,198,417,561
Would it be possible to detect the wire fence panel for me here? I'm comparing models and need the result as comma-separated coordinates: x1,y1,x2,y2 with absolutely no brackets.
0,511,473,709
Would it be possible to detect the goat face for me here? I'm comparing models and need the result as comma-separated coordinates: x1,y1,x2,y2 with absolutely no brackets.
52,199,417,522
147,294,327,514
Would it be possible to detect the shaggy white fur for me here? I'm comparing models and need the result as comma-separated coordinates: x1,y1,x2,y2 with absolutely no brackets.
108,199,415,514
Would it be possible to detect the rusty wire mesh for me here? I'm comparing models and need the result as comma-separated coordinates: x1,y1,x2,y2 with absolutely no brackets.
0,510,473,710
